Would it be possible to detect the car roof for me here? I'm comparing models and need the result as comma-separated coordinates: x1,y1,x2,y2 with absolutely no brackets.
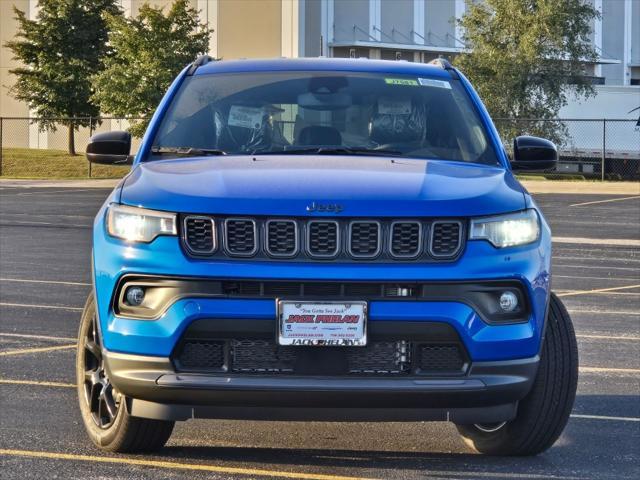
194,57,453,79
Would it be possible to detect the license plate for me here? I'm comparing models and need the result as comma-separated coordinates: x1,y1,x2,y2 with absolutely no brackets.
277,301,367,346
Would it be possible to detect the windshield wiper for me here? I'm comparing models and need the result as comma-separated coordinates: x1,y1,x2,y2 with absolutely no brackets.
151,146,227,156
252,146,404,157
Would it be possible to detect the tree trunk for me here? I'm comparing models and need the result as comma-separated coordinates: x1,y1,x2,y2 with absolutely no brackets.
68,122,76,156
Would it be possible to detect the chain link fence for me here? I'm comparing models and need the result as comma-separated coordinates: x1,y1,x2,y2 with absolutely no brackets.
0,117,145,179
0,116,638,180
494,118,640,181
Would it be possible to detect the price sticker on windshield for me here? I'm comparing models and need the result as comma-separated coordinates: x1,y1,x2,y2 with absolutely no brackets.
228,105,264,129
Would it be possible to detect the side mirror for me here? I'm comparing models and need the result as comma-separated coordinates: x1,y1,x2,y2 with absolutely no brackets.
511,136,557,171
86,131,132,165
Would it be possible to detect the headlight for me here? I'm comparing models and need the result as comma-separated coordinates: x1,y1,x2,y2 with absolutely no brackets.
470,209,540,248
106,204,176,243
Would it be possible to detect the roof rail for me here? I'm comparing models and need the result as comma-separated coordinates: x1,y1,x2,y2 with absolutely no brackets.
187,55,215,75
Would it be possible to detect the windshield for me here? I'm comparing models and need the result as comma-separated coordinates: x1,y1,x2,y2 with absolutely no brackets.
152,71,499,165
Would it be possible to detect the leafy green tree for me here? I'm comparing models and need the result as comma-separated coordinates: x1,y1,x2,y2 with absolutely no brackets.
6,0,121,155
92,0,211,137
454,0,599,145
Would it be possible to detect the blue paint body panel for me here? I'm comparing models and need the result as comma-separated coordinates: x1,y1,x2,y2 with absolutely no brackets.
92,58,551,366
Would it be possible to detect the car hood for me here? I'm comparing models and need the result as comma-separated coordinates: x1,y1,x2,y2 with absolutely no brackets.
120,156,525,217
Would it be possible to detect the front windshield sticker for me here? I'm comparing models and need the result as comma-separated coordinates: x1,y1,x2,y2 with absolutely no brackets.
418,78,452,89
384,78,419,86
228,105,264,129
378,97,412,115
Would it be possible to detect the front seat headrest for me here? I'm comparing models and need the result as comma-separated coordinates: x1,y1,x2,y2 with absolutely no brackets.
369,98,425,144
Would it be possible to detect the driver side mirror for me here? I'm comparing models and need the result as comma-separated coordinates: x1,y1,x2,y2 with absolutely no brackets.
86,131,132,165
511,136,557,171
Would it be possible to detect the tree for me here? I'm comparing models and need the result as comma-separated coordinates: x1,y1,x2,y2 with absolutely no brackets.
454,0,599,145
6,0,121,155
92,0,211,137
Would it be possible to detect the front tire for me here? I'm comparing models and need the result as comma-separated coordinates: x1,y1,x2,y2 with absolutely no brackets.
76,294,174,453
456,292,579,455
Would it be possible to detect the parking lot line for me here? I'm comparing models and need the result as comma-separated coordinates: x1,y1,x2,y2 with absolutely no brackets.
0,302,83,311
0,333,76,342
579,366,640,374
576,334,640,341
553,237,640,247
0,449,383,480
557,284,640,298
569,196,640,207
554,264,640,272
571,414,640,422
0,277,90,286
0,344,76,357
568,309,640,316
0,379,75,388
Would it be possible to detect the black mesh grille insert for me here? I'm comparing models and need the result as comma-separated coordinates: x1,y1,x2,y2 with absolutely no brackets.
266,220,297,256
418,344,466,373
346,341,411,374
175,340,225,371
184,217,215,254
349,222,380,257
391,222,421,257
225,219,257,255
308,221,338,257
430,222,462,257
173,339,468,376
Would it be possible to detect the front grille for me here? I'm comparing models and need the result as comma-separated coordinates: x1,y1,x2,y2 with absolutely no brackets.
173,339,468,376
348,221,381,258
183,216,215,254
181,215,466,261
430,221,462,257
174,340,225,371
224,219,257,256
418,344,466,373
307,221,339,257
390,222,422,258
266,220,298,257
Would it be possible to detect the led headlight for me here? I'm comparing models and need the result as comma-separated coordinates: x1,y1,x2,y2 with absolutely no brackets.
470,209,540,248
106,204,177,243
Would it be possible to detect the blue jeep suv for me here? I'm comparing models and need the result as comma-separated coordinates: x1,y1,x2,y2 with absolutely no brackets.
77,57,578,456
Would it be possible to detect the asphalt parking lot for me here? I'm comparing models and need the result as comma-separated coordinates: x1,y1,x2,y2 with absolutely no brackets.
0,186,638,479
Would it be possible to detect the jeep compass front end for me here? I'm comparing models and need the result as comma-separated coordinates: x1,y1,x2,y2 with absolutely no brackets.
77,57,578,456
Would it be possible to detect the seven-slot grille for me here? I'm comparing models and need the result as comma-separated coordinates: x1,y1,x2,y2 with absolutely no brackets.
181,216,464,260
307,220,339,258
430,221,463,257
348,221,381,258
224,219,257,256
183,216,216,254
266,220,298,257
390,221,422,258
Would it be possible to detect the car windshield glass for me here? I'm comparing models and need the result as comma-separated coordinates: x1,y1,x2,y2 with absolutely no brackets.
152,71,499,165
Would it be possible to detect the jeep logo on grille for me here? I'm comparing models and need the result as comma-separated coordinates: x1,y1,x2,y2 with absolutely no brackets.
306,202,344,213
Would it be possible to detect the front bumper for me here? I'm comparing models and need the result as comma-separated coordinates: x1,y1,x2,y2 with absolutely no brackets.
105,350,539,423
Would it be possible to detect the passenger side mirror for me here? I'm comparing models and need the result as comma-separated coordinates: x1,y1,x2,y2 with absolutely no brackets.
511,136,557,171
86,131,132,165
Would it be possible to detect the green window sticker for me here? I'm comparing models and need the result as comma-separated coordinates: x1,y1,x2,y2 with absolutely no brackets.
384,78,419,86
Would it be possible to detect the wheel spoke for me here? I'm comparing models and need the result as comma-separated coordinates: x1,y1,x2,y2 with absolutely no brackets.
85,340,101,361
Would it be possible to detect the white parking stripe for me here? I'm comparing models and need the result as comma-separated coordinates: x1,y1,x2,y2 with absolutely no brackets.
0,278,90,286
569,195,640,207
571,414,640,422
0,303,83,311
576,334,640,341
555,264,640,272
557,284,640,297
568,309,640,316
553,237,640,247
580,366,640,374
0,333,76,342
